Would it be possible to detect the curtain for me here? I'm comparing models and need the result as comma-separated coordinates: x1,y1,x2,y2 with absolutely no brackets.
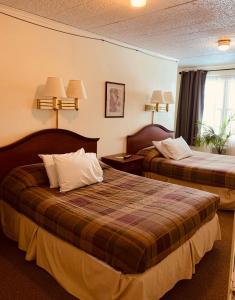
176,70,208,145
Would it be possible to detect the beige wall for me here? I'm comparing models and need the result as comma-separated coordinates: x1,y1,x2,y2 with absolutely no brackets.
0,8,178,156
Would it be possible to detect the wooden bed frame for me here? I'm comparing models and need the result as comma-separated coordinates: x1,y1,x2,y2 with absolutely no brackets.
0,127,221,300
127,125,235,210
127,124,174,154
0,129,99,183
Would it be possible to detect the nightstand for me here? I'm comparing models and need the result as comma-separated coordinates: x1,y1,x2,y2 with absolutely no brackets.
101,153,144,175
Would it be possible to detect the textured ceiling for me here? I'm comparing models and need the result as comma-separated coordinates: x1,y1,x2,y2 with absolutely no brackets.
1,0,235,66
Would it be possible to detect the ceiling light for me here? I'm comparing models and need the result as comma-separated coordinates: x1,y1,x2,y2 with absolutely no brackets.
218,39,231,51
130,0,146,7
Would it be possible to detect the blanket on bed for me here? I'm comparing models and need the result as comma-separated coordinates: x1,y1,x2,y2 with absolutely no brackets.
0,163,219,274
141,148,235,189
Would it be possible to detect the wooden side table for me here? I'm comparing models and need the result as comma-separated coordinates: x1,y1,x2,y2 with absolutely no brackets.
101,153,144,176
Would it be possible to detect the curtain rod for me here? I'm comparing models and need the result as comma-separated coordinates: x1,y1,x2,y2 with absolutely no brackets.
179,68,235,74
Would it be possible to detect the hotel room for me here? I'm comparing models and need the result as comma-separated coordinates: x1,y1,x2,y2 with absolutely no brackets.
0,1,234,300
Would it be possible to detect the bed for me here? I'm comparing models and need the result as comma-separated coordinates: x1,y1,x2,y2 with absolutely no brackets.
127,124,235,210
0,129,221,300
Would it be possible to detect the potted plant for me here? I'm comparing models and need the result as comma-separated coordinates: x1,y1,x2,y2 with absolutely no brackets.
195,115,235,154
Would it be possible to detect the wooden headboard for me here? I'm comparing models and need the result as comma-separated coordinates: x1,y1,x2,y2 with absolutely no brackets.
0,129,99,183
127,124,174,154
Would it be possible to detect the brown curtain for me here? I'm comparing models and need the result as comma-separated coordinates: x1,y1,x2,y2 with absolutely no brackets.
175,70,208,145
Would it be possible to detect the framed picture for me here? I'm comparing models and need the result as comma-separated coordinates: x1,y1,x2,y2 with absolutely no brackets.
105,81,125,118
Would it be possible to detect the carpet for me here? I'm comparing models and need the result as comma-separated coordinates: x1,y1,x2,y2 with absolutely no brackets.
162,211,233,300
0,211,233,300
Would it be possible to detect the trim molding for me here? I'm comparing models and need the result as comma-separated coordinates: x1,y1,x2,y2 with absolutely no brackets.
0,3,178,63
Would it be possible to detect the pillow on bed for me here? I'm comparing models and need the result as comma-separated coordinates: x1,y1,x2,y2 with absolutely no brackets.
39,148,85,188
152,138,172,159
162,136,192,160
54,152,103,192
137,146,161,157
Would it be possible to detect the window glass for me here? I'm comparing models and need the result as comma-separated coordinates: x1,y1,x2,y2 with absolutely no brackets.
203,75,235,134
227,78,235,110
203,77,224,133
227,78,235,133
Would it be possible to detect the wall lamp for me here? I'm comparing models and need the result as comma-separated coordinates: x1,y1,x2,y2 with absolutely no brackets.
37,77,87,128
145,90,174,124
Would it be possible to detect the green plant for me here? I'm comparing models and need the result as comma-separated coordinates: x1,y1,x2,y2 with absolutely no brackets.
195,114,235,154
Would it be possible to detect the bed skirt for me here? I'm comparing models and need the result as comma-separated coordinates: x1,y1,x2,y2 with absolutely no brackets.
144,171,235,211
0,200,221,300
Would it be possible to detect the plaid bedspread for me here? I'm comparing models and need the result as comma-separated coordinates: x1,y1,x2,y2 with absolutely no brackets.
0,163,219,274
142,149,235,189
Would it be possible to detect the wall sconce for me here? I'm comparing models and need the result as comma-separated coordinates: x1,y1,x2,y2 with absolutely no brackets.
163,91,174,111
145,90,174,124
145,103,156,124
37,77,66,128
145,90,162,124
37,77,87,128
66,80,87,110
151,90,164,112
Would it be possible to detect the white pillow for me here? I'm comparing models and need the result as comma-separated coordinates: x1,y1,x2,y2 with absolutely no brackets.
162,136,192,160
152,138,172,159
39,148,85,188
54,152,103,192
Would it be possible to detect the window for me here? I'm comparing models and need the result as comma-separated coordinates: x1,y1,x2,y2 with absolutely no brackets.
202,75,235,134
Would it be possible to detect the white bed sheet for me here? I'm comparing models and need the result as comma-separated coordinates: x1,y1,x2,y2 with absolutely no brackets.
0,200,221,300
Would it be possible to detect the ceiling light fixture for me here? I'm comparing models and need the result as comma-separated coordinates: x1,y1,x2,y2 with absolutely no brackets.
130,0,147,7
218,38,231,51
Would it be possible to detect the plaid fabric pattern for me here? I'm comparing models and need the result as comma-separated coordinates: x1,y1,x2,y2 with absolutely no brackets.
143,150,235,189
136,146,160,157
0,164,219,274
0,164,49,209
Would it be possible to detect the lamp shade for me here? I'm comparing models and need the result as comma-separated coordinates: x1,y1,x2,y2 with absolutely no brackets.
164,91,174,104
151,90,164,104
66,80,87,99
42,77,66,98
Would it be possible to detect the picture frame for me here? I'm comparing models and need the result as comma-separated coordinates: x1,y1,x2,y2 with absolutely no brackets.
105,81,125,118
